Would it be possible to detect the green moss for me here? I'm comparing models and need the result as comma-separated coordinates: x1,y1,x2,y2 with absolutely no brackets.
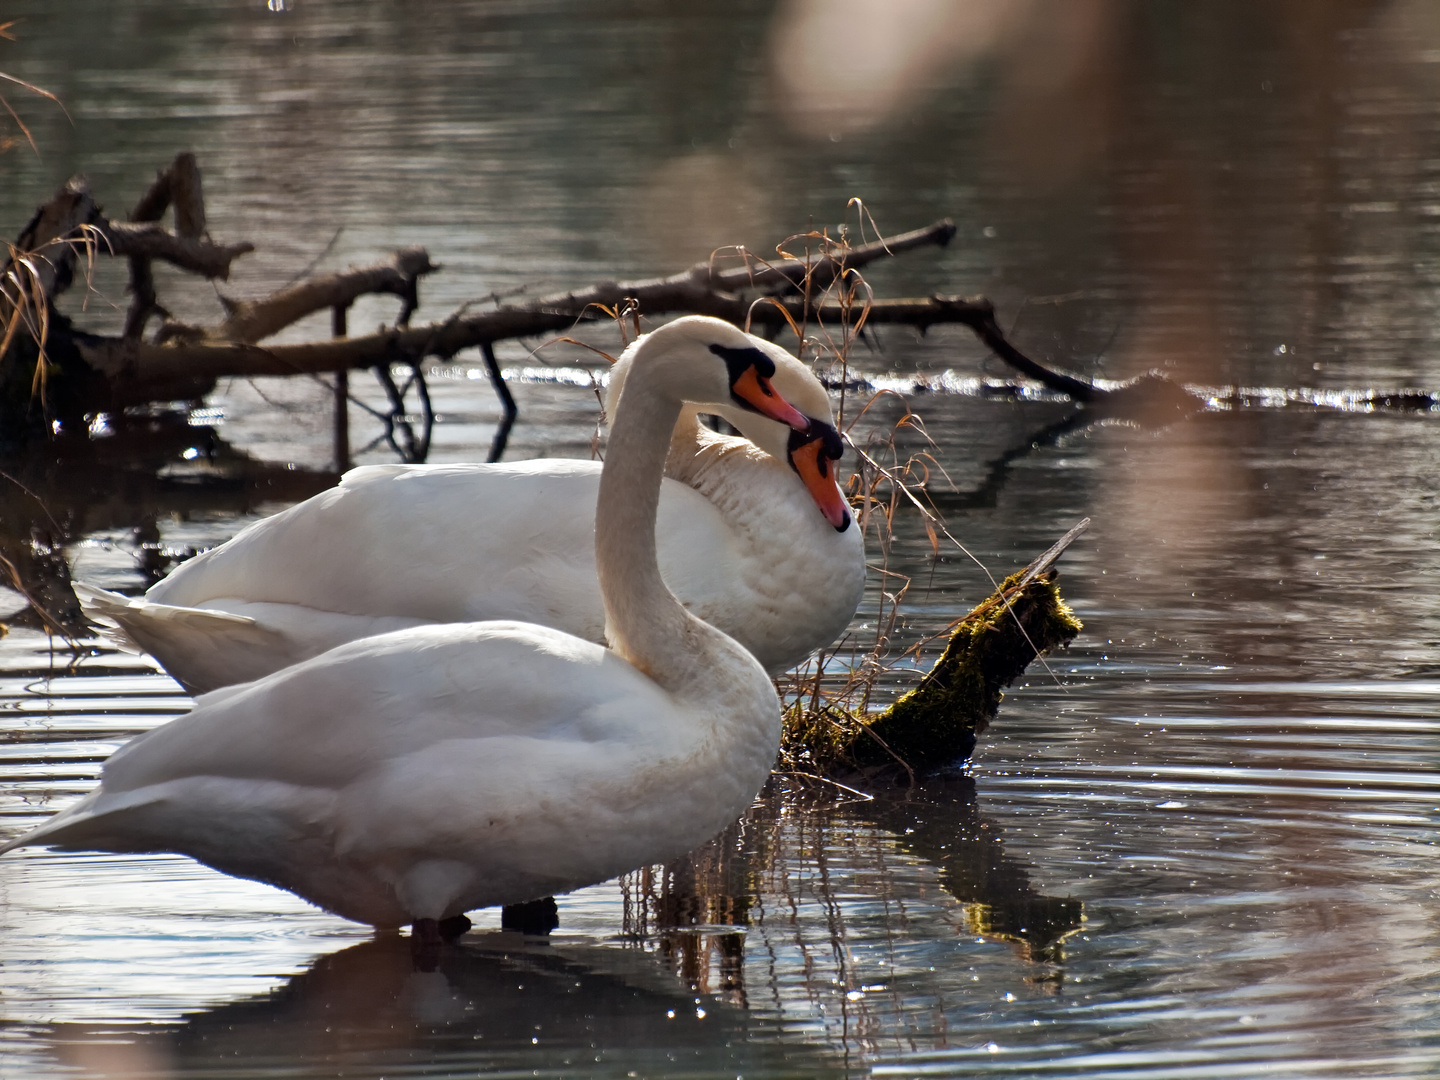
783,570,1082,779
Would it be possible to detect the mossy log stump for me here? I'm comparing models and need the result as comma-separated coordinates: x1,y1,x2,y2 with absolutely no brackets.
784,519,1088,781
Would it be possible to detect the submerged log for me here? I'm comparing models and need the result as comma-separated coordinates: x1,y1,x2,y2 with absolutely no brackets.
783,519,1088,781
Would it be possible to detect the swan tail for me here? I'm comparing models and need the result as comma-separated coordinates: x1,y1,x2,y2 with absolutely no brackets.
76,583,254,644
73,584,286,694
0,786,165,856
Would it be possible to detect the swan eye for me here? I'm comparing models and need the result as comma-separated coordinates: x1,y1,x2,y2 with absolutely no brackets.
709,343,777,381
711,344,810,431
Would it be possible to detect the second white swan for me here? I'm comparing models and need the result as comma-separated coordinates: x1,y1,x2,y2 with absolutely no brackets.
81,318,866,693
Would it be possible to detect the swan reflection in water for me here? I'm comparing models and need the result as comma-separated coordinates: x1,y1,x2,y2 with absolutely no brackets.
48,933,847,1079
31,778,1080,1076
624,775,1084,1012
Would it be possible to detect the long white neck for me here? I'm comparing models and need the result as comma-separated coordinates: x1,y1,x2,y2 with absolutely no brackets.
596,376,712,691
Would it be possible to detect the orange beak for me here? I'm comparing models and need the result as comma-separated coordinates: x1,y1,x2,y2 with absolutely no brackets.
730,365,812,432
789,427,852,532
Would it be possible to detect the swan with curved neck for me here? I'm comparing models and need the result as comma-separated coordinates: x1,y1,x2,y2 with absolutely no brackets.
0,318,812,932
79,320,866,692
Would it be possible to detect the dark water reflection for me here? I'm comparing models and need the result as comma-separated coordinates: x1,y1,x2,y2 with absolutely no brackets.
5,1,1440,1077
40,934,847,1079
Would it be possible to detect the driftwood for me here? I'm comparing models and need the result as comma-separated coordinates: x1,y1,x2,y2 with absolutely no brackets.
9,152,1435,451
72,219,962,390
0,152,1215,449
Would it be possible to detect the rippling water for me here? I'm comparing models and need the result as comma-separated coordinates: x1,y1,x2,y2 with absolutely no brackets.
5,2,1440,1077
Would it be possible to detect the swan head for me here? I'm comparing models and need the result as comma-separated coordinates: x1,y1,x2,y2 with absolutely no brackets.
787,419,852,532
607,316,812,432
607,319,834,455
607,317,853,530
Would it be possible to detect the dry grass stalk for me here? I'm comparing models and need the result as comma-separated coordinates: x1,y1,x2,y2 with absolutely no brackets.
758,207,1085,784
0,23,66,157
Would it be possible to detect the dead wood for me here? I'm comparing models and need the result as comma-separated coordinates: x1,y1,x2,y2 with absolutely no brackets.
782,520,1089,782
80,263,1204,421
125,152,208,339
131,151,207,238
2,176,98,309
97,221,253,280
122,254,160,340
214,247,437,345
73,223,959,395
742,294,1205,415
0,154,1200,436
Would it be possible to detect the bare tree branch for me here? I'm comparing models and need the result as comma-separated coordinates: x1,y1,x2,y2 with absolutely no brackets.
74,224,960,391
97,221,253,281
1,157,1186,430
124,152,207,338
214,247,437,344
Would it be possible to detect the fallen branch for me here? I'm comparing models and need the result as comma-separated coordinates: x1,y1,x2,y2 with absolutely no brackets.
2,176,96,308
213,247,437,345
95,220,253,281
125,152,207,339
743,294,1207,416
0,154,1201,439
66,239,961,396
82,284,1204,420
131,151,207,239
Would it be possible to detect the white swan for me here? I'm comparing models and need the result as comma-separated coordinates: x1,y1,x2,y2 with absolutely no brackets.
79,327,866,694
0,316,812,934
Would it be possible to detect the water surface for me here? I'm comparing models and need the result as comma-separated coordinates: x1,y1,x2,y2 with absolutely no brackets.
4,3,1440,1077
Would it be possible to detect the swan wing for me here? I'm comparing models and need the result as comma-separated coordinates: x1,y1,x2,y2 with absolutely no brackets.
101,622,688,797
148,462,610,619
120,463,745,687
0,620,740,920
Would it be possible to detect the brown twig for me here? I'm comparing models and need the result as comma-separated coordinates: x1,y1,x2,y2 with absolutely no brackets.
214,247,437,345
124,152,206,338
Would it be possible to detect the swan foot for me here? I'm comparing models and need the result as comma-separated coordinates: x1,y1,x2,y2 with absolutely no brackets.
438,913,472,940
410,917,444,970
408,913,472,964
501,896,558,936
